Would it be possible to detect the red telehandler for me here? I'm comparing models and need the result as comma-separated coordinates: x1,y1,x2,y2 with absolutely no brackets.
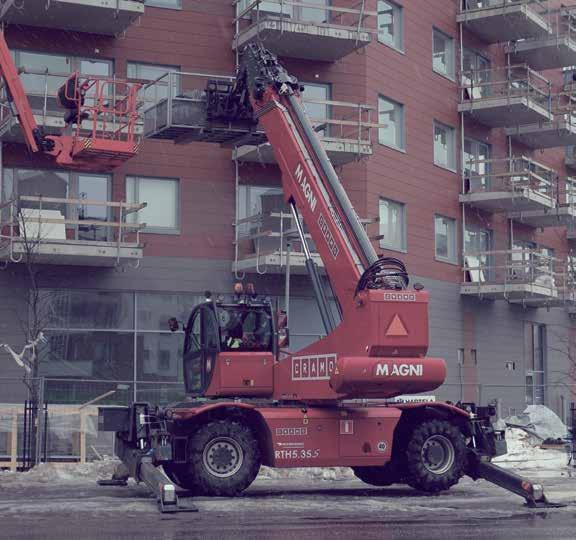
0,31,140,171
98,44,557,513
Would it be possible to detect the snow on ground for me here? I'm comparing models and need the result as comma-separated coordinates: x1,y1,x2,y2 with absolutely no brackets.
493,428,569,471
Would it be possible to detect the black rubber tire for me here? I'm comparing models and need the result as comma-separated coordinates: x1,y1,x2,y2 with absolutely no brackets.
179,419,261,497
352,463,402,487
162,463,200,493
404,419,466,493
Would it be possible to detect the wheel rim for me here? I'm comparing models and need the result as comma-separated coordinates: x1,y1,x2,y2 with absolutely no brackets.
202,437,244,478
421,434,455,475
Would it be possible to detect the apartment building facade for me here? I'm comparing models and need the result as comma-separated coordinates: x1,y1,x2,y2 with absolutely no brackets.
0,0,574,421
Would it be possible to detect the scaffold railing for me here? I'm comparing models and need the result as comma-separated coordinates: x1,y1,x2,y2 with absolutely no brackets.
459,0,550,18
0,196,146,266
463,156,556,200
460,64,551,109
233,0,376,34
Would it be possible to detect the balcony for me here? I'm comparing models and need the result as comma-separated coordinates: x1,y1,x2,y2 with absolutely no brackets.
233,0,374,62
461,249,563,307
0,0,144,36
504,7,576,70
233,99,375,166
458,0,552,44
460,157,556,217
505,93,576,149
459,65,552,128
234,185,324,275
0,196,145,267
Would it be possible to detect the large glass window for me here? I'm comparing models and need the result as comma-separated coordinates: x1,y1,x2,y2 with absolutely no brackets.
145,0,181,8
434,121,456,171
126,176,180,233
462,48,490,99
464,226,492,282
433,28,455,80
77,174,110,241
137,292,203,331
435,215,457,263
378,1,403,51
524,322,546,405
463,138,491,190
379,198,406,252
302,82,331,136
379,95,405,150
127,61,180,110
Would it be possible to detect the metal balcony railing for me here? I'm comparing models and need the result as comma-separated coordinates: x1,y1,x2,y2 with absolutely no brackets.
461,248,571,305
141,71,379,156
234,208,322,276
460,64,551,107
233,0,375,61
0,196,146,267
465,156,555,195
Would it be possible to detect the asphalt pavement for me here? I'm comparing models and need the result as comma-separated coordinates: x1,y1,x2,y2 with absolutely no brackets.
1,472,575,539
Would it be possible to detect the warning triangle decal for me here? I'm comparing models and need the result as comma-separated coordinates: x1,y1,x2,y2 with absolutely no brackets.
385,314,408,337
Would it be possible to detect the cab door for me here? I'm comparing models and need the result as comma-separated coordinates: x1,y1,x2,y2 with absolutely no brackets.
183,304,220,395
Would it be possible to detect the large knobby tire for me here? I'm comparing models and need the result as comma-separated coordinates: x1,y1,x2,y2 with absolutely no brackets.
405,419,466,493
180,419,261,497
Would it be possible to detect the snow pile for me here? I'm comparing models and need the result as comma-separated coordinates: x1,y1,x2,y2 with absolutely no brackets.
0,459,119,485
493,428,568,471
504,405,568,441
258,466,353,481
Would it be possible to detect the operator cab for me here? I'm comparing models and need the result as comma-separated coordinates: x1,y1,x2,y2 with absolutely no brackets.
170,287,281,396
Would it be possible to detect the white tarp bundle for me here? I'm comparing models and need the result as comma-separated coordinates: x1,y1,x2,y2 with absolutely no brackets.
504,405,568,441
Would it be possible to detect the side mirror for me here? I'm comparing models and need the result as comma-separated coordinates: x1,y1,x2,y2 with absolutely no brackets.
168,317,179,332
278,327,290,348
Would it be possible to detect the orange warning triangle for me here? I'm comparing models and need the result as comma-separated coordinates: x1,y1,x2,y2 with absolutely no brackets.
386,314,408,337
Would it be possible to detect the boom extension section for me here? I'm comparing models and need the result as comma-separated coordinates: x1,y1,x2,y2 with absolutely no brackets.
0,31,140,171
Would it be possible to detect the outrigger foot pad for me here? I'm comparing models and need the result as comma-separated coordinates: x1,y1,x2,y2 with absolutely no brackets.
97,478,128,487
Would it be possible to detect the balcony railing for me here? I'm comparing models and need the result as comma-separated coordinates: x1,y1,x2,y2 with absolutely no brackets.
234,97,376,166
0,0,145,36
459,65,552,127
458,1,552,43
505,91,576,149
234,208,323,276
233,0,375,62
461,249,566,306
0,196,146,267
506,6,576,70
461,156,556,213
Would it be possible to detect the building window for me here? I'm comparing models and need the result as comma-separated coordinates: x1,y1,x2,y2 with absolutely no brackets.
435,215,457,263
433,28,455,80
379,198,406,252
524,322,546,405
126,176,179,233
464,226,492,282
566,178,576,205
127,61,180,109
434,121,456,170
302,82,331,136
378,95,405,150
145,0,181,8
462,48,490,99
463,138,491,191
11,50,112,113
378,1,403,51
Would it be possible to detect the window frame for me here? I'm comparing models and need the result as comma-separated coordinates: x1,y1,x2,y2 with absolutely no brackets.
378,94,405,151
379,197,407,253
432,27,455,81
377,0,404,53
434,214,458,265
145,0,182,9
433,120,457,172
126,175,181,235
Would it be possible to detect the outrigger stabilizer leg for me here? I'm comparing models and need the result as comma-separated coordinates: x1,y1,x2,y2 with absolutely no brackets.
467,453,564,508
